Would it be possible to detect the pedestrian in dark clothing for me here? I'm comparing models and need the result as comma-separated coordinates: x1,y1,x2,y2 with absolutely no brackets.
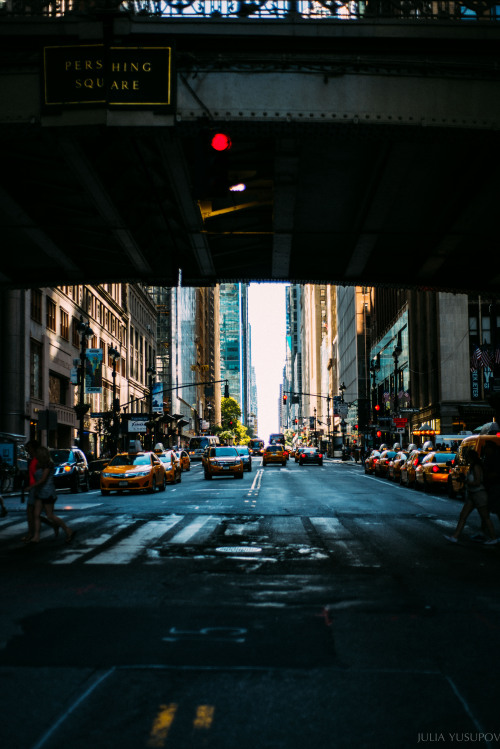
444,449,498,545
482,440,500,527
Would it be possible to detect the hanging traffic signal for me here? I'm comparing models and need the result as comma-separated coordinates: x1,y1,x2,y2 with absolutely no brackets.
294,418,298,425
211,132,232,152
283,394,288,405
376,430,382,438
374,404,381,412
193,131,233,200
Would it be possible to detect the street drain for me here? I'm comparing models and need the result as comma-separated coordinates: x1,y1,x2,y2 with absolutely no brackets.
215,546,262,554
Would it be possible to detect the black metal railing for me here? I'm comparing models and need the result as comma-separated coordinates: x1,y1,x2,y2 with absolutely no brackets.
0,0,499,20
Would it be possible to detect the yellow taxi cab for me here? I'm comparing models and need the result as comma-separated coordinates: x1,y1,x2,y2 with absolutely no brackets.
374,450,398,478
174,449,191,472
204,446,244,480
100,451,166,495
415,451,456,492
448,432,500,498
400,448,428,489
364,449,381,475
262,444,287,467
156,450,182,484
387,451,408,482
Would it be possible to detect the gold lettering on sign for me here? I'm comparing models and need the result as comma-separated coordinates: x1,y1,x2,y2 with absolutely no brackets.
111,61,152,73
65,59,103,72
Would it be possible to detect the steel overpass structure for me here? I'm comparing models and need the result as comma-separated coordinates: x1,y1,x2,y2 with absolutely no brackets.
1,1,500,293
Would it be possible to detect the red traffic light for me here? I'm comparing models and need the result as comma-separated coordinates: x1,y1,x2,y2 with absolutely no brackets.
376,430,382,438
211,133,232,152
375,404,381,411
283,395,287,404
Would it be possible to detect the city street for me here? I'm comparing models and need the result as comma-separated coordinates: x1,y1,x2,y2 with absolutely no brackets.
1,458,500,749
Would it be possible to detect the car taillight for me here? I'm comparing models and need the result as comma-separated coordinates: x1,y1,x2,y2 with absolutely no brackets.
318,454,323,458
414,458,419,466
432,466,439,473
63,465,72,473
373,458,378,464
301,453,306,458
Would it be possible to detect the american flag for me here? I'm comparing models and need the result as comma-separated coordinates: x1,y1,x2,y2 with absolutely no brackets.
479,348,493,368
471,347,481,368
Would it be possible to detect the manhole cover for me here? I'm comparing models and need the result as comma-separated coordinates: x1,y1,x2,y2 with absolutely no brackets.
215,546,262,554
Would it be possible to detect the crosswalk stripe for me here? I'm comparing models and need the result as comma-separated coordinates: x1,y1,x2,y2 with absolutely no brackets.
85,516,183,564
309,517,354,540
53,517,137,565
167,515,216,545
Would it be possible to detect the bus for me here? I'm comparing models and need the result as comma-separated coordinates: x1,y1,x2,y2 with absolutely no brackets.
269,433,285,445
248,438,265,455
187,435,220,461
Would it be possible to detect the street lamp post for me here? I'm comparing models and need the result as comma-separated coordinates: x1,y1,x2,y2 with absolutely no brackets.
392,341,403,418
74,316,93,453
370,354,381,442
108,345,120,456
147,366,156,449
339,382,346,454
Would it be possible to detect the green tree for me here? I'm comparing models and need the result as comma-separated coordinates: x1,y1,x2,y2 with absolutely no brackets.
221,397,241,431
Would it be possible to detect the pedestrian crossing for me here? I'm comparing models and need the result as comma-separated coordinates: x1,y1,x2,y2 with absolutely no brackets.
0,512,456,567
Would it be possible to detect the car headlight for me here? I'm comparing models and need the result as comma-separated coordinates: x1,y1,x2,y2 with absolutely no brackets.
102,472,114,478
125,469,150,478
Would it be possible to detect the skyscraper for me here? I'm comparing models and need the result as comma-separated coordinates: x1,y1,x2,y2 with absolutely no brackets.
219,282,251,424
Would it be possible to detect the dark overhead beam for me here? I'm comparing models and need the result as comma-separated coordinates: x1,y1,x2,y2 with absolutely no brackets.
57,136,154,277
0,183,82,279
272,142,298,279
158,134,216,280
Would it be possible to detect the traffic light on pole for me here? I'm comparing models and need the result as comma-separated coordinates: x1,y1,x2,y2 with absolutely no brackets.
283,394,287,405
194,130,232,199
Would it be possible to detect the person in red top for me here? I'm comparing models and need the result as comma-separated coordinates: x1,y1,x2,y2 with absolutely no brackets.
22,440,57,543
22,440,39,542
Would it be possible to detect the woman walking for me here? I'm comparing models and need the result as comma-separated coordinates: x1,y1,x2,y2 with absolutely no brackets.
445,449,498,545
30,446,75,544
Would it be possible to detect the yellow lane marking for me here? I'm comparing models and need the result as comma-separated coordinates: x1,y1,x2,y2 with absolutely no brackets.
193,705,215,730
147,703,178,747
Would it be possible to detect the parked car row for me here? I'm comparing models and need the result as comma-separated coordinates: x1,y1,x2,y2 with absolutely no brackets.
364,443,457,493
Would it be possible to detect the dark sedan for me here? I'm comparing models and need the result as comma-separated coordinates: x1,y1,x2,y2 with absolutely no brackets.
298,447,323,466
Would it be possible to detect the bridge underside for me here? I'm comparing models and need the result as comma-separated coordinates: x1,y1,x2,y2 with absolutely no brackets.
1,121,499,293
1,15,500,293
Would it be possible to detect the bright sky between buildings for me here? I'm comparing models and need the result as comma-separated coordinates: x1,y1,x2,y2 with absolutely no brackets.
248,283,287,441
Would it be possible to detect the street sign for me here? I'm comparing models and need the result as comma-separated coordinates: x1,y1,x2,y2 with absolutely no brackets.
128,417,149,433
393,418,408,427
90,412,109,418
400,408,419,413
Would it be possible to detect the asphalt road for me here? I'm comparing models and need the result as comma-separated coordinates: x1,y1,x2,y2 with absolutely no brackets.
1,458,500,749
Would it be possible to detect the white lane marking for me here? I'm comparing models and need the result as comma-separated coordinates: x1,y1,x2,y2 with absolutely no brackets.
167,515,216,545
85,516,183,564
247,469,263,496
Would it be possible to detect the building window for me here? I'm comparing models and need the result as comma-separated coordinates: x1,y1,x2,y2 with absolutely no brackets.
72,318,81,348
49,373,68,406
46,298,57,332
60,309,69,341
31,289,42,323
30,339,43,399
